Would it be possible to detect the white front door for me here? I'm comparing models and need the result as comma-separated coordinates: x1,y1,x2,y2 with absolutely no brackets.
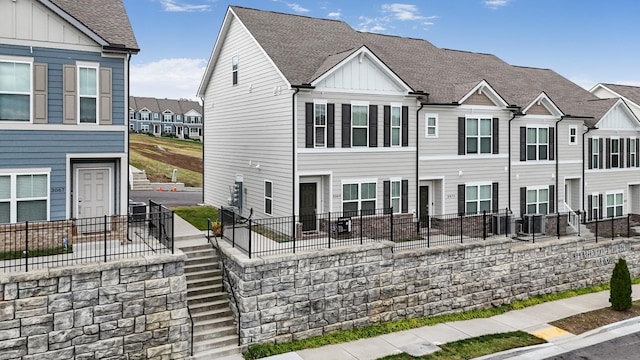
76,168,111,218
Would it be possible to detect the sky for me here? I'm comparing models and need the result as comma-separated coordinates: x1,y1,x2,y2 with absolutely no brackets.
121,0,640,101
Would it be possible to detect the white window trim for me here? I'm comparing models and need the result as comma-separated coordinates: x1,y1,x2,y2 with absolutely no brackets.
351,101,369,147
591,192,600,220
163,112,173,122
129,123,134,130
465,183,492,215
0,169,51,223
141,124,149,132
163,124,173,132
568,125,577,145
140,111,149,121
610,136,621,168
232,55,239,85
390,102,402,147
76,62,99,125
425,113,438,138
526,125,550,161
314,100,327,148
630,138,637,167
390,177,402,214
526,185,549,215
592,137,600,169
605,191,624,218
342,178,377,214
466,116,493,154
264,180,273,216
0,56,34,123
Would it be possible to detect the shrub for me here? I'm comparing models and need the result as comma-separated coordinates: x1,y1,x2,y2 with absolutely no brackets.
609,258,632,311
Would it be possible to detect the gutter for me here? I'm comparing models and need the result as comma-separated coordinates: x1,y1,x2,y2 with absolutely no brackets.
554,115,565,211
582,126,596,217
507,107,523,212
416,100,425,216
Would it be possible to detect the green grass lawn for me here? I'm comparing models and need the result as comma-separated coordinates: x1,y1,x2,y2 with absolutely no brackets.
173,206,218,230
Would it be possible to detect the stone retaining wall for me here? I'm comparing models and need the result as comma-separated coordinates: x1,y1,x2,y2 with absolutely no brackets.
220,236,640,345
0,254,189,359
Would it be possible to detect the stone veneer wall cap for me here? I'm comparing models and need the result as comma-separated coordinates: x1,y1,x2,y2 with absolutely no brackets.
0,253,186,284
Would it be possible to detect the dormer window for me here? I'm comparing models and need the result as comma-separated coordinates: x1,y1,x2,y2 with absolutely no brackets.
232,55,239,85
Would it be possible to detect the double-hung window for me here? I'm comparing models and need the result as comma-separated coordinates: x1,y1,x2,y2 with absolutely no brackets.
163,125,172,133
527,187,549,215
264,181,273,215
129,111,135,120
232,55,239,85
391,106,401,146
606,192,623,218
466,184,491,214
141,124,149,132
610,138,620,168
630,138,637,167
0,59,31,122
591,194,601,220
527,127,548,160
425,114,438,138
352,105,368,147
314,102,326,147
140,111,149,121
343,181,376,216
591,138,600,169
0,172,49,224
568,126,577,145
163,113,172,122
466,117,492,154
78,65,98,124
391,180,401,213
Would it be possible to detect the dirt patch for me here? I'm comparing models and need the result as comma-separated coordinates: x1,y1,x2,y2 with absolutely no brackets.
550,302,640,334
135,144,202,173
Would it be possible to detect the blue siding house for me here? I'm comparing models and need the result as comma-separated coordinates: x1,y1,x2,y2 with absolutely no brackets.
0,0,139,223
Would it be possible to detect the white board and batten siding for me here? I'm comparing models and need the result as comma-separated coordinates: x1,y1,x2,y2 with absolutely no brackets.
314,54,407,94
203,15,292,218
0,0,99,51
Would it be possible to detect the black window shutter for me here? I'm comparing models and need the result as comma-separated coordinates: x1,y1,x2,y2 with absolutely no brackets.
588,138,593,169
606,138,611,169
598,194,603,219
458,117,465,155
327,104,335,148
520,187,527,216
637,139,639,167
599,138,604,169
492,118,499,154
549,127,555,160
520,127,527,161
401,180,409,213
341,104,351,148
383,105,390,147
383,181,390,213
549,185,555,213
369,105,377,147
626,138,631,168
305,103,313,148
458,184,465,214
492,182,498,212
587,195,593,221
620,139,625,168
402,106,409,147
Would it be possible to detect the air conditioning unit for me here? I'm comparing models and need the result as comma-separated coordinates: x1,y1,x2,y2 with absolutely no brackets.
492,214,513,235
522,214,545,234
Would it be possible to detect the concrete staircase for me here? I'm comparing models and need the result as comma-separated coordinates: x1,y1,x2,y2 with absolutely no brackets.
129,166,152,190
182,244,240,359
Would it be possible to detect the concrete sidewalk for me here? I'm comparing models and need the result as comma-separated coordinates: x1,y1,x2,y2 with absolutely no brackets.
219,284,640,360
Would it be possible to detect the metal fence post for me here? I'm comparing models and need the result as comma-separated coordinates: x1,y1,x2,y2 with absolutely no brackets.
595,219,599,243
24,221,29,272
232,212,236,248
627,213,631,238
390,208,394,243
171,210,175,254
459,213,463,244
248,219,252,259
293,215,296,254
328,212,331,249
532,215,536,244
505,208,509,237
360,210,363,245
482,210,487,240
427,211,430,248
611,216,615,240
104,215,108,262
577,210,581,237
557,212,560,239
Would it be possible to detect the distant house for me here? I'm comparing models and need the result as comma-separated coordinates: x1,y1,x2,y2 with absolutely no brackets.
129,96,203,140
198,6,640,229
0,0,138,223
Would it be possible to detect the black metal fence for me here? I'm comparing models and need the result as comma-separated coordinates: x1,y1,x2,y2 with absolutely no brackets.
582,213,638,242
0,207,174,273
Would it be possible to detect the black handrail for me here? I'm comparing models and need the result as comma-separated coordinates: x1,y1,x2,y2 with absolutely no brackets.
208,218,242,347
187,306,194,356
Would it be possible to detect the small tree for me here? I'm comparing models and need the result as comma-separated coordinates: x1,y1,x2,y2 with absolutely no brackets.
609,258,632,311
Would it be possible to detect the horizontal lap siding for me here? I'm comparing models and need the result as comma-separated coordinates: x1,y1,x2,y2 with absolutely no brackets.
0,44,126,125
0,131,125,220
203,16,291,218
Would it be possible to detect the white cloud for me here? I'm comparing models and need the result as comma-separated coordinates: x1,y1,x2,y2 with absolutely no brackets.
382,3,424,21
159,0,210,12
357,4,436,33
327,11,341,19
272,0,310,13
357,16,389,33
483,0,510,9
130,58,206,100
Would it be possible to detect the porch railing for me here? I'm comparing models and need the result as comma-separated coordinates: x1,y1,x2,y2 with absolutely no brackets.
0,208,174,273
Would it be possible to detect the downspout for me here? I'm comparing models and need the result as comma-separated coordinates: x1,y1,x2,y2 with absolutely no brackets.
507,108,522,212
554,116,565,211
292,87,300,221
582,126,594,218
415,101,424,216
200,96,205,205
126,53,131,210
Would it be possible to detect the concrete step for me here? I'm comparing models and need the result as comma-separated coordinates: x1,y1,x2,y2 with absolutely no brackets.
188,283,224,297
186,255,221,266
187,276,222,289
185,247,217,257
180,244,213,253
193,333,238,349
192,343,242,359
187,291,228,305
191,306,234,323
188,299,232,313
185,270,222,283
185,262,220,274
193,316,236,336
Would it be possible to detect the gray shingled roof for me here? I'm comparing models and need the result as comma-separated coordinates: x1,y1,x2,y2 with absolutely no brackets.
129,97,202,115
48,0,139,52
600,83,640,106
230,6,605,119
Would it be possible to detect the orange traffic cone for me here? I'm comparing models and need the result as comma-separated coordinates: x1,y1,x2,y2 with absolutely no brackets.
158,186,163,192
173,184,177,192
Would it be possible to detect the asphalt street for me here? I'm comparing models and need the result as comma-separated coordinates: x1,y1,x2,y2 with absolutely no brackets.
545,331,640,360
129,189,203,208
